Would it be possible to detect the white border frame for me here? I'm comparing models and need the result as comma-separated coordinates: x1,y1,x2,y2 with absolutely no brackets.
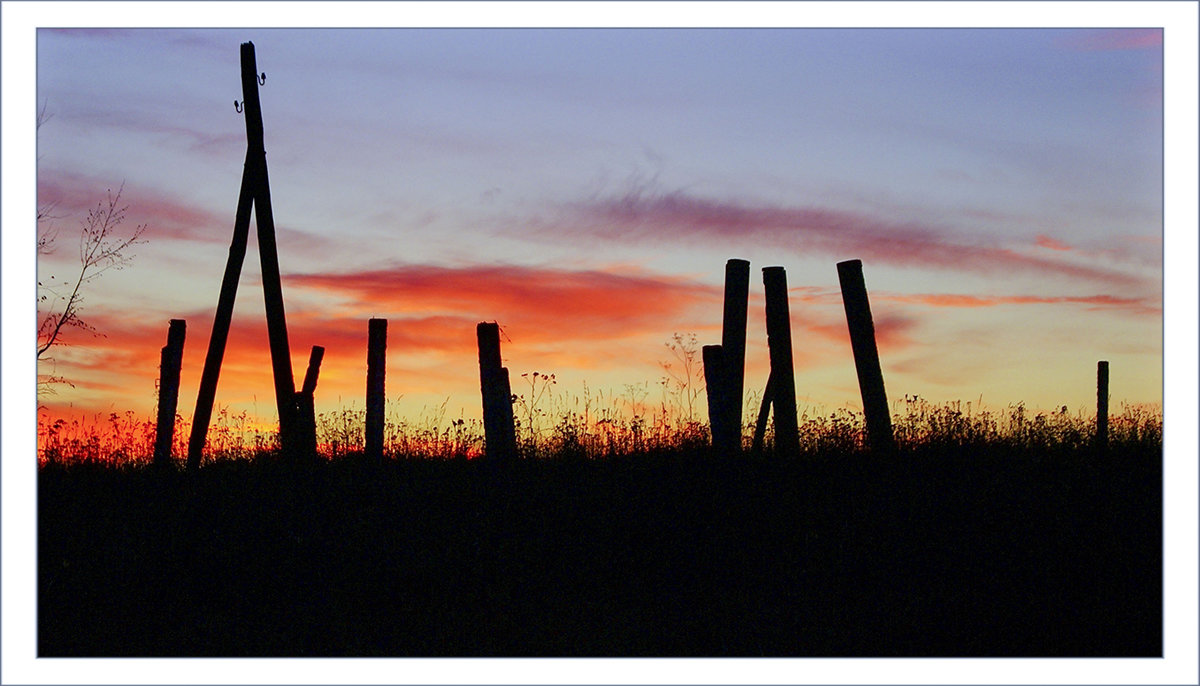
4,3,1196,684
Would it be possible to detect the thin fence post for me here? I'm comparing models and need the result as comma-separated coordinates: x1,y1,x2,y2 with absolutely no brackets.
721,259,750,450
153,319,186,466
365,319,387,461
295,345,324,462
703,344,736,454
1097,360,1109,449
477,322,516,461
187,157,255,471
762,267,799,455
837,259,895,454
752,372,774,454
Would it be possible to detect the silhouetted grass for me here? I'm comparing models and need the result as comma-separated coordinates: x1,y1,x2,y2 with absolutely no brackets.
37,396,1161,657
37,393,1162,466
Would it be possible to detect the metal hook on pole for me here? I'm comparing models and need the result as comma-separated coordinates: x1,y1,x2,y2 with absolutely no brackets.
259,72,266,86
234,100,243,113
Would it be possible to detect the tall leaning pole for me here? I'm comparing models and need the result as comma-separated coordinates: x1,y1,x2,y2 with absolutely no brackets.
187,42,298,469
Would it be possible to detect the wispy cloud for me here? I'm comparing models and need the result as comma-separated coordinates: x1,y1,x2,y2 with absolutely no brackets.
539,189,1148,289
37,171,341,257
1035,235,1072,252
878,292,1160,316
1061,29,1163,52
38,172,225,243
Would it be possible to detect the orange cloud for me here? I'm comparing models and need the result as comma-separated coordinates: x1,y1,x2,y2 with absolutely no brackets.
39,262,725,419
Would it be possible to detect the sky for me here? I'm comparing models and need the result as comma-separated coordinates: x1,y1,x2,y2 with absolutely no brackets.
33,25,1164,428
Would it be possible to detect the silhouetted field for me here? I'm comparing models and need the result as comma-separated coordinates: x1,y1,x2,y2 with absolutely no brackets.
39,437,1160,657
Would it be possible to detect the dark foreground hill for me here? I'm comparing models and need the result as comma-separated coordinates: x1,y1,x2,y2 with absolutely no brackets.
39,445,1160,657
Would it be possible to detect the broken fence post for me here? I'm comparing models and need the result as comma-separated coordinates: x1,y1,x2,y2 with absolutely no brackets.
1096,360,1109,449
837,259,895,454
762,266,799,455
721,258,750,450
295,345,324,461
153,319,186,466
703,344,737,454
365,319,387,460
477,322,517,461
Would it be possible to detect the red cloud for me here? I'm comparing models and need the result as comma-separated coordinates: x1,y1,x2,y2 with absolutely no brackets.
1035,235,1072,251
547,190,1147,288
286,263,721,343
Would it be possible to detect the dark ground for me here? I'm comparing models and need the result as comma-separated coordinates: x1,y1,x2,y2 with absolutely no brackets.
38,445,1161,657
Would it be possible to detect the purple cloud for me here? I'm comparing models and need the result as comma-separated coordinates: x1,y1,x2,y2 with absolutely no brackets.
540,188,1149,289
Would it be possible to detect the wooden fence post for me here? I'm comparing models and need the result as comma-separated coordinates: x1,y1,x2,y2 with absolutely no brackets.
1096,360,1109,449
153,319,186,466
366,319,387,460
703,344,736,454
477,322,517,461
721,258,750,448
837,259,895,454
762,267,799,455
295,345,324,462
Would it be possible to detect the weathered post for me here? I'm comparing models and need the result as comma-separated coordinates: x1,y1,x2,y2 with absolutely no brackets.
477,322,517,461
1096,360,1109,449
703,344,736,454
295,345,324,462
837,259,895,454
721,259,750,448
153,319,186,466
365,319,387,460
762,267,799,455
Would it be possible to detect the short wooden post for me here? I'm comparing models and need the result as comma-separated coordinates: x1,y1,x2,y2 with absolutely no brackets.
1096,360,1109,449
477,322,517,461
153,319,186,466
762,267,799,455
837,259,895,454
295,345,324,461
721,259,750,448
365,319,387,460
703,344,736,454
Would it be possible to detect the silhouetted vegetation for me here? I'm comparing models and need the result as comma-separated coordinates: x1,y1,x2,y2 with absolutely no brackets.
38,397,1160,656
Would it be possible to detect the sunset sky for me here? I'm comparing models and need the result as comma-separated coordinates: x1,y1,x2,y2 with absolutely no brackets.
33,25,1164,428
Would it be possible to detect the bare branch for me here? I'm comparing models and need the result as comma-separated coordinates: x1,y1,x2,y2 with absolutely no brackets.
37,183,148,364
